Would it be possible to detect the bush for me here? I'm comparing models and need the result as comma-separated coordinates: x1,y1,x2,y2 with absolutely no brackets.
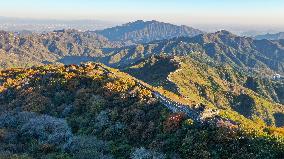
20,115,72,149
74,89,106,115
0,112,17,129
0,153,31,159
22,92,53,114
88,95,106,114
103,122,126,139
0,128,17,144
92,111,110,133
61,104,74,118
67,136,113,159
0,112,37,129
72,150,113,159
131,147,166,159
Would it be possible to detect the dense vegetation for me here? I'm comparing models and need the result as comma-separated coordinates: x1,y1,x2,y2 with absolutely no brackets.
0,63,283,158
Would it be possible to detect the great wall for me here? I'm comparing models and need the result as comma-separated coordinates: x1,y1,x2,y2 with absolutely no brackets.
91,63,220,123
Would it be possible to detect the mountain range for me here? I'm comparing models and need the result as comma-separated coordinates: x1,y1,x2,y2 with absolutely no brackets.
100,30,284,74
1,25,284,75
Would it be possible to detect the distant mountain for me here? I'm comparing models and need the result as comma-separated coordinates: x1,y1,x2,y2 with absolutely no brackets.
95,20,204,44
255,32,284,40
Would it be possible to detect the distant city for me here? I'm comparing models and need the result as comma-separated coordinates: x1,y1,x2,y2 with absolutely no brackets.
0,16,119,33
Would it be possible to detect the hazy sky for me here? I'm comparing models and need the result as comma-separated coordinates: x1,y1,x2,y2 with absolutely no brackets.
0,0,284,27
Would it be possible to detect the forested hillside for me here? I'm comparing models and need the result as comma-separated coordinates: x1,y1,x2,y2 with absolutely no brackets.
0,63,283,158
